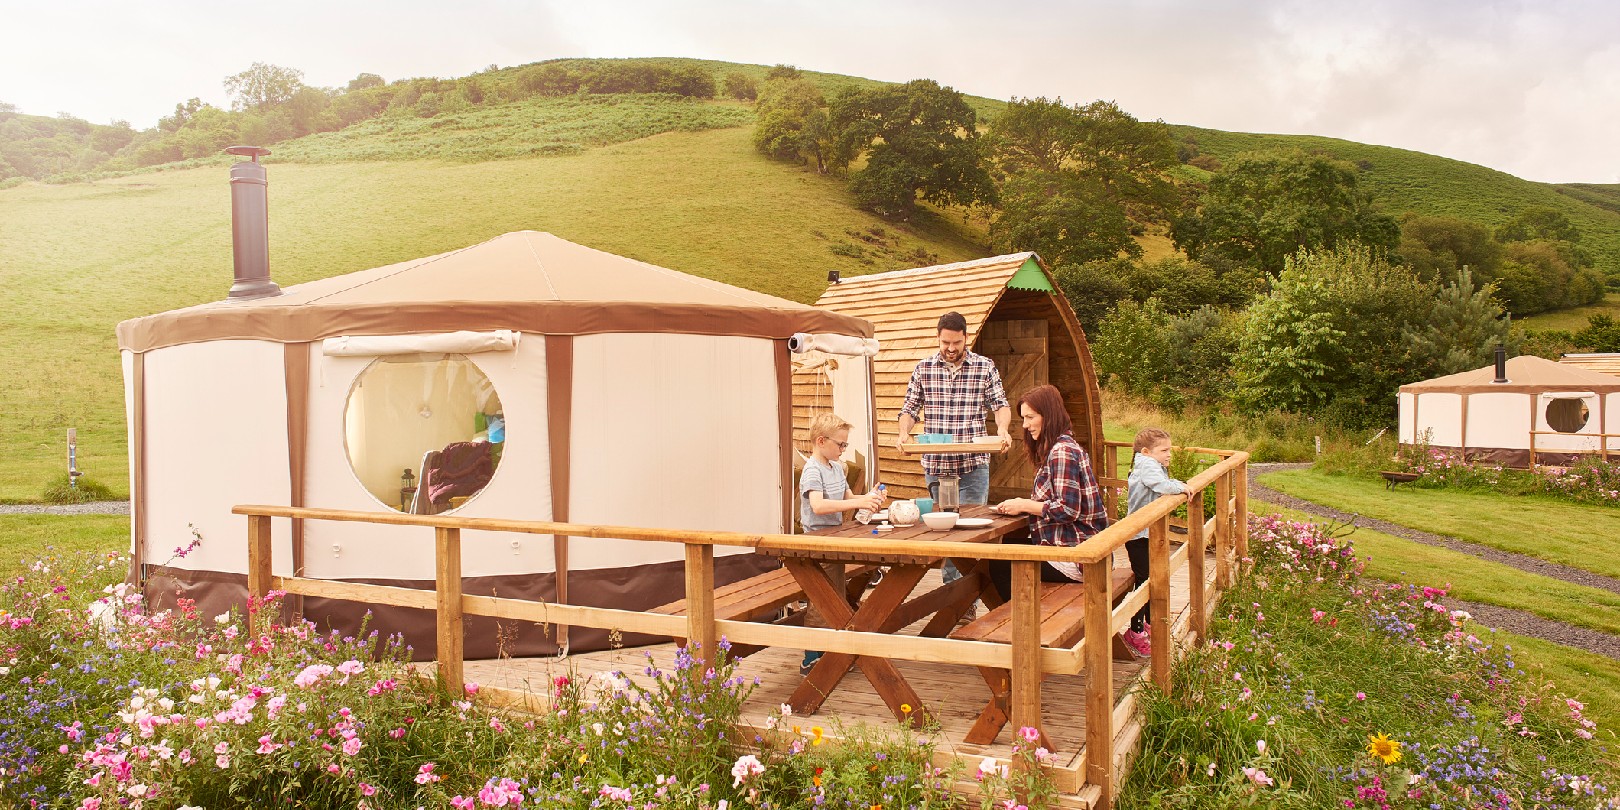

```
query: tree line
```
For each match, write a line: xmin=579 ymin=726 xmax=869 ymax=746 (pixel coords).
xmin=744 ymin=68 xmax=1608 ymax=427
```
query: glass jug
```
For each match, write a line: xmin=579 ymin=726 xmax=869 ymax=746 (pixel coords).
xmin=937 ymin=476 xmax=960 ymax=513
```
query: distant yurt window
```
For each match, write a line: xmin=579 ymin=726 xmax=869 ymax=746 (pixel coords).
xmin=343 ymin=354 xmax=505 ymax=514
xmin=1545 ymin=397 xmax=1591 ymax=434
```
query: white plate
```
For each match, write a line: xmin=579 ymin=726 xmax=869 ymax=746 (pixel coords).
xmin=955 ymin=517 xmax=993 ymax=528
xmin=870 ymin=510 xmax=888 ymax=522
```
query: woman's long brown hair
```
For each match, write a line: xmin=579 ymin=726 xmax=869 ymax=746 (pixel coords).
xmin=1018 ymin=384 xmax=1074 ymax=468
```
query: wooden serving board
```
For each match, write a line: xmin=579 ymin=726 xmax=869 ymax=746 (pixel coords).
xmin=900 ymin=441 xmax=1004 ymax=454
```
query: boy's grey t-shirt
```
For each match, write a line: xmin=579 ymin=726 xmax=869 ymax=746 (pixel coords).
xmin=1126 ymin=452 xmax=1187 ymax=540
xmin=799 ymin=458 xmax=850 ymax=531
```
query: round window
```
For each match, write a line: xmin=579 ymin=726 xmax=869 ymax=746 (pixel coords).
xmin=343 ymin=354 xmax=505 ymax=513
xmin=1544 ymin=398 xmax=1590 ymax=434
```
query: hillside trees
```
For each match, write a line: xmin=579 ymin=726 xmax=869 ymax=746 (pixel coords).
xmin=1174 ymin=149 xmax=1399 ymax=276
xmin=224 ymin=63 xmax=306 ymax=111
xmin=828 ymin=79 xmax=994 ymax=220
xmin=753 ymin=76 xmax=832 ymax=171
xmin=1396 ymin=214 xmax=1502 ymax=282
xmin=986 ymin=98 xmax=1178 ymax=265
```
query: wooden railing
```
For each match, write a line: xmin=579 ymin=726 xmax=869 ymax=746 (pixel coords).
xmin=1528 ymin=430 xmax=1618 ymax=467
xmin=234 ymin=447 xmax=1247 ymax=810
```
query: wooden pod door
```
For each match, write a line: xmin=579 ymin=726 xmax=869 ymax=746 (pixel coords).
xmin=979 ymin=319 xmax=1049 ymax=503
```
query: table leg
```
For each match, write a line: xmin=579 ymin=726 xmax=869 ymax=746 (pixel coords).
xmin=918 ymin=559 xmax=989 ymax=637
xmin=784 ymin=560 xmax=932 ymax=726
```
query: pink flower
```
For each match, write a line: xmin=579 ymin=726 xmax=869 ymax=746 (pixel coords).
xmin=415 ymin=763 xmax=442 ymax=785
xmin=294 ymin=664 xmax=333 ymax=688
xmin=389 ymin=727 xmax=407 ymax=739
xmin=1355 ymin=692 xmax=1366 ymax=701
xmin=450 ymin=798 xmax=475 ymax=810
xmin=359 ymin=782 xmax=377 ymax=796
xmin=1018 ymin=725 xmax=1041 ymax=743
xmin=477 ymin=777 xmax=523 ymax=807
xmin=1243 ymin=766 xmax=1274 ymax=786
xmin=216 ymin=753 xmax=231 ymax=769
xmin=731 ymin=754 xmax=765 ymax=787
xmin=341 ymin=737 xmax=362 ymax=756
xmin=464 ymin=681 xmax=480 ymax=696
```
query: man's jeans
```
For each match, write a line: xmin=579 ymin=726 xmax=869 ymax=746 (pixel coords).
xmin=926 ymin=464 xmax=990 ymax=584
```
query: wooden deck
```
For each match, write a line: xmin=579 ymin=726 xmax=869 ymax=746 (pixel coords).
xmin=459 ymin=545 xmax=1218 ymax=808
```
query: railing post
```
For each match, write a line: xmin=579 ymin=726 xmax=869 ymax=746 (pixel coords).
xmin=1234 ymin=458 xmax=1249 ymax=572
xmin=1082 ymin=556 xmax=1114 ymax=810
xmin=1010 ymin=560 xmax=1043 ymax=747
xmin=1214 ymin=472 xmax=1232 ymax=589
xmin=1148 ymin=515 xmax=1171 ymax=691
xmin=1104 ymin=444 xmax=1121 ymax=520
xmin=1187 ymin=486 xmax=1207 ymax=644
xmin=246 ymin=513 xmax=272 ymax=637
xmin=436 ymin=527 xmax=464 ymax=695
xmin=684 ymin=543 xmax=718 ymax=668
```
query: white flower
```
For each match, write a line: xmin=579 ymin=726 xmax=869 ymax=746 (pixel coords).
xmin=127 ymin=783 xmax=149 ymax=797
xmin=1256 ymin=739 xmax=1267 ymax=755
xmin=214 ymin=612 xmax=231 ymax=625
xmin=730 ymin=754 xmax=764 ymax=787
xmin=779 ymin=703 xmax=792 ymax=717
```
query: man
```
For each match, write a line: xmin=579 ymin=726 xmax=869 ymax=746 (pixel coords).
xmin=896 ymin=311 xmax=1013 ymax=584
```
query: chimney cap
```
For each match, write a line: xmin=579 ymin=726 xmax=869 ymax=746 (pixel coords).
xmin=224 ymin=145 xmax=271 ymax=161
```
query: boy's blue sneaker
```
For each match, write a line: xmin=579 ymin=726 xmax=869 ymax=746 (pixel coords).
xmin=801 ymin=651 xmax=823 ymax=676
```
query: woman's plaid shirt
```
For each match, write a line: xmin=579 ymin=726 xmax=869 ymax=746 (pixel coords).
xmin=899 ymin=351 xmax=1010 ymax=476
xmin=1029 ymin=433 xmax=1110 ymax=547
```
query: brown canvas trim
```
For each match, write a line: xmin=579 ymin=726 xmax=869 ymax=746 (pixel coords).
xmin=117 ymin=301 xmax=873 ymax=353
xmin=1402 ymin=444 xmax=1601 ymax=470
xmin=143 ymin=552 xmax=780 ymax=660
xmin=128 ymin=352 xmax=148 ymax=585
xmin=1459 ymin=393 xmax=1470 ymax=454
xmin=1400 ymin=382 xmax=1620 ymax=395
xmin=545 ymin=335 xmax=574 ymax=649
xmin=284 ymin=343 xmax=310 ymax=580
xmin=775 ymin=341 xmax=794 ymax=533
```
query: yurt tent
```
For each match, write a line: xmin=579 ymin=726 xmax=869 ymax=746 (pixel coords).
xmin=1398 ymin=354 xmax=1620 ymax=467
xmin=117 ymin=231 xmax=876 ymax=657
xmin=800 ymin=253 xmax=1103 ymax=503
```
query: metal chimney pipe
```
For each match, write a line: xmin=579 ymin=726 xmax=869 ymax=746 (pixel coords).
xmin=224 ymin=145 xmax=281 ymax=300
xmin=1492 ymin=344 xmax=1508 ymax=383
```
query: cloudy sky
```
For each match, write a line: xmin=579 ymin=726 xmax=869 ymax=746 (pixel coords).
xmin=5 ymin=0 xmax=1616 ymax=183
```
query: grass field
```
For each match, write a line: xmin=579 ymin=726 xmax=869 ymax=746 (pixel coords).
xmin=0 ymin=124 xmax=988 ymax=502
xmin=1519 ymin=290 xmax=1620 ymax=332
xmin=1259 ymin=467 xmax=1620 ymax=579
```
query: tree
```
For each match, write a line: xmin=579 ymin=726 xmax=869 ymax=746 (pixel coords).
xmin=765 ymin=64 xmax=802 ymax=82
xmin=753 ymin=76 xmax=832 ymax=171
xmin=346 ymin=73 xmax=386 ymax=91
xmin=1495 ymin=240 xmax=1605 ymax=315
xmin=986 ymin=98 xmax=1177 ymax=264
xmin=224 ymin=63 xmax=306 ymax=111
xmin=1497 ymin=206 xmax=1581 ymax=244
xmin=829 ymin=79 xmax=993 ymax=220
xmin=1234 ymin=244 xmax=1435 ymax=425
xmin=1174 ymin=149 xmax=1399 ymax=276
xmin=722 ymin=72 xmax=758 ymax=101
xmin=1574 ymin=315 xmax=1620 ymax=353
xmin=158 ymin=98 xmax=206 ymax=133
xmin=1092 ymin=298 xmax=1172 ymax=395
xmin=1404 ymin=267 xmax=1515 ymax=377
xmin=1397 ymin=213 xmax=1502 ymax=283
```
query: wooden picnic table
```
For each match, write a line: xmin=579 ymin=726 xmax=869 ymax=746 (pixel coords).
xmin=765 ymin=504 xmax=1029 ymax=726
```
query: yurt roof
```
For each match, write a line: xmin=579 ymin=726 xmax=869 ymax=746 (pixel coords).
xmin=815 ymin=252 xmax=1044 ymax=362
xmin=117 ymin=231 xmax=871 ymax=352
xmin=1560 ymin=353 xmax=1620 ymax=378
xmin=1400 ymin=355 xmax=1620 ymax=394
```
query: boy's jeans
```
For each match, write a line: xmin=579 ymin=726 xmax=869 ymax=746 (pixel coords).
xmin=926 ymin=464 xmax=990 ymax=583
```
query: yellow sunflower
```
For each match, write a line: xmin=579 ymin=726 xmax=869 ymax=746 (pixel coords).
xmin=1367 ymin=732 xmax=1402 ymax=765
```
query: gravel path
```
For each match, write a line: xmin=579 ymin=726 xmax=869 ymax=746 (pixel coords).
xmin=0 ymin=501 xmax=129 ymax=515
xmin=1248 ymin=463 xmax=1620 ymax=661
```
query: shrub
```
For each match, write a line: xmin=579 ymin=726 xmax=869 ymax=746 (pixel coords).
xmin=40 ymin=472 xmax=114 ymax=503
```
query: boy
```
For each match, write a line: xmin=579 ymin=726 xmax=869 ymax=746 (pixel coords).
xmin=1123 ymin=427 xmax=1186 ymax=657
xmin=799 ymin=413 xmax=885 ymax=674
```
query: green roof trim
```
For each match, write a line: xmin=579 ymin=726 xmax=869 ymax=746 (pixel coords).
xmin=1005 ymin=256 xmax=1053 ymax=292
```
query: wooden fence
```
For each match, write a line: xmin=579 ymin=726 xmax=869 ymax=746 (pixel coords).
xmin=1528 ymin=429 xmax=1618 ymax=466
xmin=234 ymin=446 xmax=1248 ymax=809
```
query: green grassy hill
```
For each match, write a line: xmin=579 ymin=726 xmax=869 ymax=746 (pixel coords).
xmin=0 ymin=122 xmax=985 ymax=501
xmin=1171 ymin=125 xmax=1620 ymax=276
xmin=5 ymin=56 xmax=1619 ymax=502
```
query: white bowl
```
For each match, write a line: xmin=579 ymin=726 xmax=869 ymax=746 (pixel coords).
xmin=921 ymin=511 xmax=958 ymax=530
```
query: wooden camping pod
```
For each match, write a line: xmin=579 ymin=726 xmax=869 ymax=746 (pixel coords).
xmin=792 ymin=253 xmax=1104 ymax=502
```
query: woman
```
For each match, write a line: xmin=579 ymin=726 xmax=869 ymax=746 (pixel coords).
xmin=988 ymin=384 xmax=1110 ymax=599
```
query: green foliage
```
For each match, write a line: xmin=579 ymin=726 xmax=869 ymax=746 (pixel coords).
xmin=1573 ymin=313 xmax=1620 ymax=352
xmin=830 ymin=79 xmax=993 ymax=220
xmin=1234 ymin=244 xmax=1434 ymax=425
xmin=1495 ymin=239 xmax=1606 ymax=315
xmin=513 ymin=58 xmax=718 ymax=99
xmin=0 ymin=110 xmax=135 ymax=182
xmin=274 ymin=94 xmax=752 ymax=163
xmin=752 ymin=76 xmax=832 ymax=171
xmin=1497 ymin=205 xmax=1582 ymax=244
xmin=721 ymin=71 xmax=757 ymax=101
xmin=222 ymin=62 xmax=306 ymax=111
xmin=1093 ymin=298 xmax=1173 ymax=396
xmin=40 ymin=473 xmax=114 ymax=504
xmin=987 ymin=97 xmax=1177 ymax=265
xmin=1403 ymin=267 xmax=1515 ymax=376
xmin=1175 ymin=148 xmax=1400 ymax=277
xmin=1092 ymin=299 xmax=1241 ymax=406
xmin=1396 ymin=213 xmax=1501 ymax=282
xmin=347 ymin=72 xmax=386 ymax=91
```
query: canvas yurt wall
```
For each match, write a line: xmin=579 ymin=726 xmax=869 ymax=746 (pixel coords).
xmin=1398 ymin=355 xmax=1620 ymax=467
xmin=117 ymin=231 xmax=874 ymax=658
xmin=800 ymin=253 xmax=1104 ymax=503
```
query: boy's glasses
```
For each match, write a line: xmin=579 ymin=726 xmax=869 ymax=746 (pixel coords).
xmin=821 ymin=437 xmax=850 ymax=450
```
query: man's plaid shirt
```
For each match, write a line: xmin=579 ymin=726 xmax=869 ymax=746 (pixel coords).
xmin=899 ymin=351 xmax=1010 ymax=476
